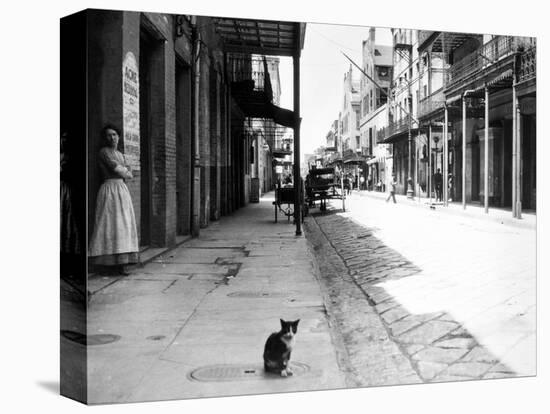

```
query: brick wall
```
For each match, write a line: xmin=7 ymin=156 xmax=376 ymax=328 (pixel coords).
xmin=86 ymin=10 xmax=243 ymax=254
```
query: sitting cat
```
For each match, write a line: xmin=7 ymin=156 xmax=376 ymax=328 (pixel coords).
xmin=263 ymin=319 xmax=300 ymax=377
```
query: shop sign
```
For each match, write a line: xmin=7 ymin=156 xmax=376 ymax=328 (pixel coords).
xmin=123 ymin=52 xmax=140 ymax=170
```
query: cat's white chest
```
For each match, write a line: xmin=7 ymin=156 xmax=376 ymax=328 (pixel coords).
xmin=281 ymin=335 xmax=295 ymax=351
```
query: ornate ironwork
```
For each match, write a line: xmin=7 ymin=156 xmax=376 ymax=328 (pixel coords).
xmin=448 ymin=36 xmax=516 ymax=86
xmin=518 ymin=46 xmax=536 ymax=83
xmin=418 ymin=89 xmax=446 ymax=119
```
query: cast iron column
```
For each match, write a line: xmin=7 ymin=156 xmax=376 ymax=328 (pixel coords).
xmin=407 ymin=122 xmax=414 ymax=199
xmin=293 ymin=50 xmax=302 ymax=236
xmin=443 ymin=104 xmax=448 ymax=206
xmin=462 ymin=93 xmax=467 ymax=210
xmin=484 ymin=86 xmax=489 ymax=213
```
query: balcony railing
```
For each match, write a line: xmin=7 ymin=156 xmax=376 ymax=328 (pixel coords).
xmin=387 ymin=115 xmax=412 ymax=138
xmin=228 ymin=54 xmax=273 ymax=100
xmin=448 ymin=36 xmax=517 ymax=86
xmin=518 ymin=46 xmax=536 ymax=83
xmin=377 ymin=127 xmax=387 ymax=144
xmin=418 ymin=89 xmax=446 ymax=118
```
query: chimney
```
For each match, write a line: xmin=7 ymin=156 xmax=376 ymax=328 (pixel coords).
xmin=369 ymin=27 xmax=375 ymax=43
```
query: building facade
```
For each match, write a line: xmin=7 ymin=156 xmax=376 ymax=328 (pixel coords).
xmin=360 ymin=28 xmax=393 ymax=190
xmin=61 ymin=10 xmax=306 ymax=273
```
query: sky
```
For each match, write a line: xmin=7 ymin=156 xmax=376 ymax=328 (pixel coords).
xmin=277 ymin=23 xmax=393 ymax=158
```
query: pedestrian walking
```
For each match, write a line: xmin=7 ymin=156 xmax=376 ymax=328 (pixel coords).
xmin=434 ymin=168 xmax=443 ymax=202
xmin=89 ymin=124 xmax=139 ymax=275
xmin=386 ymin=174 xmax=397 ymax=203
xmin=360 ymin=175 xmax=365 ymax=191
xmin=448 ymin=173 xmax=454 ymax=202
xmin=343 ymin=175 xmax=351 ymax=195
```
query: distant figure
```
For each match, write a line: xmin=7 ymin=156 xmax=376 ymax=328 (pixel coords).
xmin=385 ymin=174 xmax=397 ymax=203
xmin=376 ymin=180 xmax=382 ymax=192
xmin=354 ymin=174 xmax=359 ymax=191
xmin=343 ymin=175 xmax=351 ymax=195
xmin=360 ymin=175 xmax=365 ymax=191
xmin=448 ymin=173 xmax=454 ymax=202
xmin=434 ymin=168 xmax=443 ymax=202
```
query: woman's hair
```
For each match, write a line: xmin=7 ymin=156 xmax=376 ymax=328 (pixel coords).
xmin=101 ymin=124 xmax=122 ymax=144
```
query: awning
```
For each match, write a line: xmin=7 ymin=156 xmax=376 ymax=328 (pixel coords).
xmin=446 ymin=68 xmax=515 ymax=104
xmin=213 ymin=18 xmax=306 ymax=57
xmin=343 ymin=156 xmax=365 ymax=165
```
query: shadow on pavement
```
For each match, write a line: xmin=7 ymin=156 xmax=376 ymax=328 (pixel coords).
xmin=305 ymin=210 xmax=519 ymax=383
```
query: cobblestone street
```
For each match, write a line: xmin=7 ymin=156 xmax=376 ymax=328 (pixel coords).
xmin=304 ymin=192 xmax=536 ymax=384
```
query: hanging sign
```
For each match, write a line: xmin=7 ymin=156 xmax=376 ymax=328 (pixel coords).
xmin=122 ymin=52 xmax=140 ymax=170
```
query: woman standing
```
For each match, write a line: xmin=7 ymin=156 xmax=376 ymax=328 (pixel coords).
xmin=89 ymin=125 xmax=139 ymax=275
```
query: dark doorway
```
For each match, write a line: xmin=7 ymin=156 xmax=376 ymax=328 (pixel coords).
xmin=139 ymin=30 xmax=155 ymax=247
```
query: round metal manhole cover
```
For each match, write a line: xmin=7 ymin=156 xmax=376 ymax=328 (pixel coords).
xmin=227 ymin=291 xmax=293 ymax=298
xmin=61 ymin=330 xmax=121 ymax=346
xmin=189 ymin=362 xmax=310 ymax=382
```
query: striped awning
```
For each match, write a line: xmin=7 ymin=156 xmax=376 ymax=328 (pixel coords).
xmin=446 ymin=68 xmax=514 ymax=104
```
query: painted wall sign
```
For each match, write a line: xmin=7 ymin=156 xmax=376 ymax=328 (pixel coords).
xmin=122 ymin=52 xmax=140 ymax=171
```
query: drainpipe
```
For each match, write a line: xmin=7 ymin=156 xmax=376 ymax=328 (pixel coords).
xmin=462 ymin=90 xmax=475 ymax=210
xmin=191 ymin=21 xmax=201 ymax=236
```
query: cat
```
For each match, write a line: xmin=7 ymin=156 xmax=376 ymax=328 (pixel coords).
xmin=263 ymin=319 xmax=300 ymax=377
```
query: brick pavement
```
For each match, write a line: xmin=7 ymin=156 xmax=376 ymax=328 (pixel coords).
xmin=304 ymin=193 xmax=536 ymax=383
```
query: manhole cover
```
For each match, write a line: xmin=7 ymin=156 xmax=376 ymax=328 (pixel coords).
xmin=227 ymin=291 xmax=293 ymax=298
xmin=189 ymin=362 xmax=310 ymax=382
xmin=61 ymin=330 xmax=121 ymax=346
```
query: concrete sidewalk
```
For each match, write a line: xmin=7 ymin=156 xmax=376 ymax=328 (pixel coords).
xmin=86 ymin=192 xmax=347 ymax=404
xmin=354 ymin=189 xmax=536 ymax=230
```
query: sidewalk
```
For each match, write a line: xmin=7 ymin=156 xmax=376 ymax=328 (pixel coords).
xmin=354 ymin=189 xmax=536 ymax=230
xmin=86 ymin=192 xmax=347 ymax=404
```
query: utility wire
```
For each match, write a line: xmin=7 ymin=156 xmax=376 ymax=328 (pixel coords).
xmin=309 ymin=25 xmax=363 ymax=52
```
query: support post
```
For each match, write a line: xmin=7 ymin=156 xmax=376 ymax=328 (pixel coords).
xmin=516 ymin=91 xmax=522 ymax=219
xmin=406 ymin=121 xmax=414 ymax=199
xmin=512 ymin=83 xmax=517 ymax=218
xmin=443 ymin=104 xmax=448 ymax=206
xmin=293 ymin=51 xmax=302 ymax=236
xmin=484 ymin=86 xmax=489 ymax=213
xmin=462 ymin=94 xmax=467 ymax=210
xmin=428 ymin=123 xmax=432 ymax=204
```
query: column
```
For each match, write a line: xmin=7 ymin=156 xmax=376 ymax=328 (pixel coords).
xmin=443 ymin=105 xmax=448 ymax=206
xmin=462 ymin=94 xmax=467 ymax=210
xmin=512 ymin=83 xmax=517 ymax=217
xmin=293 ymin=49 xmax=302 ymax=236
xmin=516 ymin=92 xmax=522 ymax=219
xmin=428 ymin=123 xmax=432 ymax=204
xmin=484 ymin=86 xmax=489 ymax=213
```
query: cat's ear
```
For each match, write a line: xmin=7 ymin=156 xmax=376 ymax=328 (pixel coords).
xmin=280 ymin=319 xmax=285 ymax=328
xmin=294 ymin=319 xmax=300 ymax=326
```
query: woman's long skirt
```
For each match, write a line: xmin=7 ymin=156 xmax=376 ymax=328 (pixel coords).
xmin=89 ymin=179 xmax=139 ymax=265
